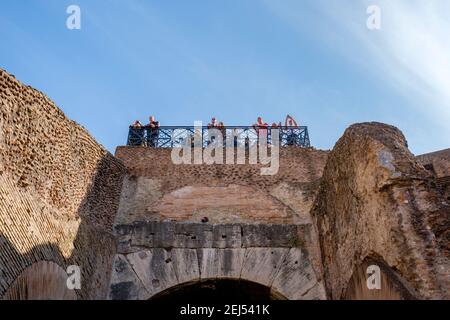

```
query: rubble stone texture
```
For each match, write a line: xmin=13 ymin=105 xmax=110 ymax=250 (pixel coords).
xmin=0 ymin=68 xmax=448 ymax=300
xmin=312 ymin=123 xmax=449 ymax=299
xmin=0 ymin=69 xmax=126 ymax=299
xmin=111 ymin=146 xmax=330 ymax=299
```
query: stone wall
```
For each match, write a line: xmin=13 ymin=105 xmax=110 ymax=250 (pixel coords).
xmin=2 ymin=67 xmax=447 ymax=300
xmin=114 ymin=146 xmax=328 ymax=225
xmin=417 ymin=148 xmax=450 ymax=178
xmin=416 ymin=149 xmax=450 ymax=203
xmin=0 ymin=69 xmax=127 ymax=299
xmin=311 ymin=122 xmax=449 ymax=300
xmin=109 ymin=146 xmax=329 ymax=299
xmin=109 ymin=221 xmax=326 ymax=300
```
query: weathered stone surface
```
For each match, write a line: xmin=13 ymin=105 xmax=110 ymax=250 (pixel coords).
xmin=198 ymin=248 xmax=246 ymax=279
xmin=241 ymin=224 xmax=298 ymax=247
xmin=126 ymin=249 xmax=179 ymax=297
xmin=108 ymin=254 xmax=148 ymax=300
xmin=114 ymin=146 xmax=329 ymax=225
xmin=115 ymin=221 xmax=308 ymax=250
xmin=417 ymin=148 xmax=450 ymax=178
xmin=212 ymin=224 xmax=242 ymax=248
xmin=170 ymin=248 xmax=200 ymax=284
xmin=312 ymin=122 xmax=450 ymax=300
xmin=0 ymin=68 xmax=127 ymax=299
xmin=271 ymin=248 xmax=323 ymax=299
xmin=240 ymin=248 xmax=289 ymax=288
xmin=109 ymin=247 xmax=326 ymax=300
xmin=2 ymin=68 xmax=448 ymax=301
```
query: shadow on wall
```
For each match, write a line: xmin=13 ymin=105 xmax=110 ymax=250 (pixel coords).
xmin=0 ymin=154 xmax=126 ymax=300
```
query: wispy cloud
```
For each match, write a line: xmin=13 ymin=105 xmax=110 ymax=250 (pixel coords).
xmin=263 ymin=0 xmax=450 ymax=129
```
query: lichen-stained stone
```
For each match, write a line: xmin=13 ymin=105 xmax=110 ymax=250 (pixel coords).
xmin=119 ymin=221 xmax=311 ymax=251
xmin=130 ymin=221 xmax=176 ymax=248
xmin=126 ymin=249 xmax=179 ymax=298
xmin=174 ymin=223 xmax=214 ymax=248
xmin=212 ymin=224 xmax=242 ymax=248
xmin=271 ymin=248 xmax=325 ymax=300
xmin=240 ymin=248 xmax=289 ymax=287
xmin=170 ymin=248 xmax=200 ymax=284
xmin=198 ymin=248 xmax=246 ymax=279
xmin=108 ymin=254 xmax=148 ymax=300
xmin=241 ymin=224 xmax=299 ymax=247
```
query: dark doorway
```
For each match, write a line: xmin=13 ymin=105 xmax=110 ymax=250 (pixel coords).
xmin=151 ymin=279 xmax=285 ymax=301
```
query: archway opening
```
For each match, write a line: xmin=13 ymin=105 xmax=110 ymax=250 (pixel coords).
xmin=343 ymin=256 xmax=416 ymax=300
xmin=2 ymin=261 xmax=76 ymax=300
xmin=151 ymin=279 xmax=286 ymax=301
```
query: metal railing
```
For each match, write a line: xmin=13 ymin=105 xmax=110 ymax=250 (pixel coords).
xmin=126 ymin=126 xmax=311 ymax=148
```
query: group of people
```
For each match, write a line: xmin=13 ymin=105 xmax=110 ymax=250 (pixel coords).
xmin=131 ymin=115 xmax=297 ymax=130
xmin=207 ymin=117 xmax=226 ymax=129
xmin=129 ymin=116 xmax=160 ymax=147
xmin=131 ymin=115 xmax=160 ymax=129
xmin=128 ymin=115 xmax=299 ymax=147
xmin=252 ymin=115 xmax=298 ymax=130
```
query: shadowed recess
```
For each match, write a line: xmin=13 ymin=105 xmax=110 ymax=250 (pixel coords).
xmin=150 ymin=279 xmax=286 ymax=301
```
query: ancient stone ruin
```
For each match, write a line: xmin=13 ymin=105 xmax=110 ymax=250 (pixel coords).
xmin=0 ymin=68 xmax=448 ymax=300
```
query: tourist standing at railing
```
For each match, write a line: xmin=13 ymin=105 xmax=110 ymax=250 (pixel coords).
xmin=207 ymin=117 xmax=222 ymax=145
xmin=132 ymin=120 xmax=142 ymax=128
xmin=146 ymin=116 xmax=160 ymax=147
xmin=207 ymin=117 xmax=218 ymax=128
xmin=128 ymin=120 xmax=145 ymax=146
xmin=253 ymin=117 xmax=269 ymax=143
xmin=218 ymin=122 xmax=227 ymax=145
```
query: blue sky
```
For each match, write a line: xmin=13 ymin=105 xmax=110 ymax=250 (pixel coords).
xmin=1 ymin=0 xmax=449 ymax=154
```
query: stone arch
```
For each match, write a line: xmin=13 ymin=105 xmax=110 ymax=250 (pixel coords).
xmin=343 ymin=255 xmax=416 ymax=300
xmin=150 ymin=279 xmax=287 ymax=300
xmin=108 ymin=247 xmax=326 ymax=300
xmin=2 ymin=261 xmax=77 ymax=300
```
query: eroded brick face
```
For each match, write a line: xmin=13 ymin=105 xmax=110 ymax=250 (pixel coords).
xmin=114 ymin=146 xmax=329 ymax=225
xmin=1 ymin=67 xmax=448 ymax=300
xmin=0 ymin=69 xmax=126 ymax=299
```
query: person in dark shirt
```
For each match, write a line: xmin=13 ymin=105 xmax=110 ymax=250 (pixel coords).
xmin=146 ymin=116 xmax=160 ymax=147
xmin=128 ymin=120 xmax=145 ymax=146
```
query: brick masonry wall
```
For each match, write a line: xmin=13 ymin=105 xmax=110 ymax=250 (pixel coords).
xmin=114 ymin=146 xmax=329 ymax=225
xmin=0 ymin=69 xmax=127 ymax=299
xmin=112 ymin=145 xmax=330 ymax=295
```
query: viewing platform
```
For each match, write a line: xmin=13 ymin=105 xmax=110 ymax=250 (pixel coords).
xmin=126 ymin=125 xmax=311 ymax=148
